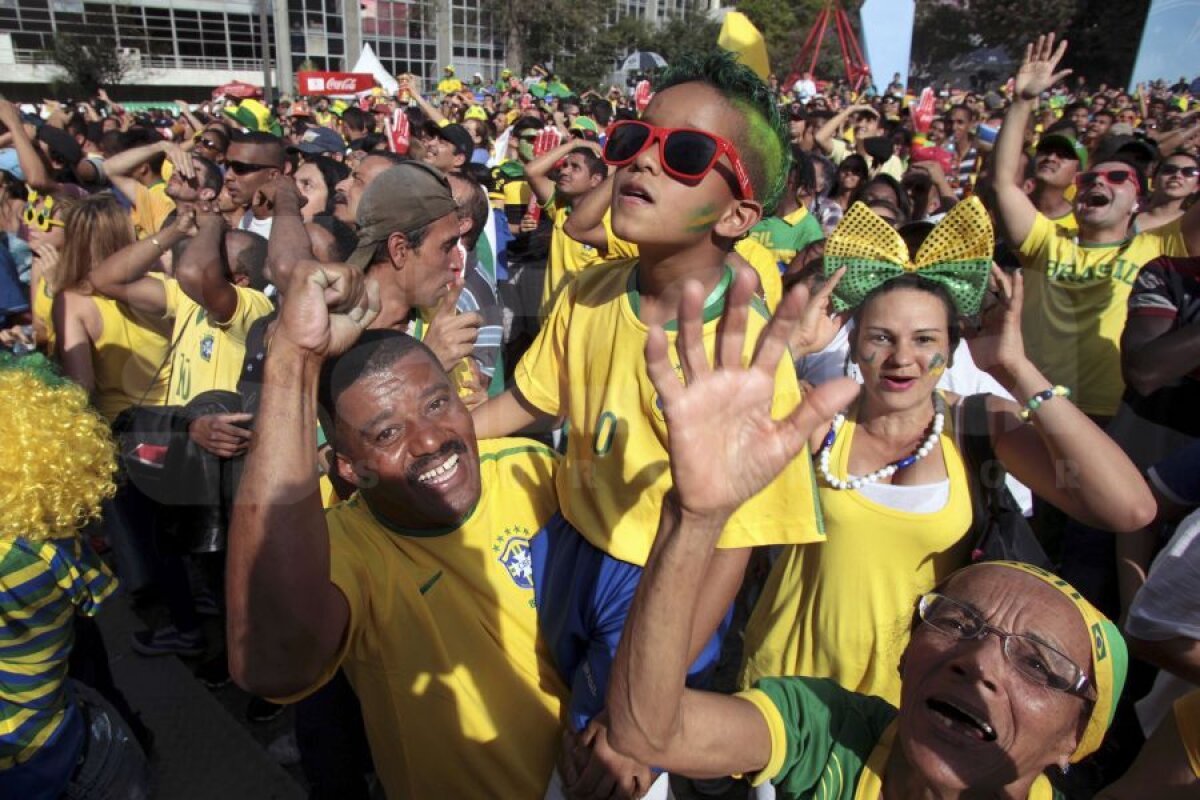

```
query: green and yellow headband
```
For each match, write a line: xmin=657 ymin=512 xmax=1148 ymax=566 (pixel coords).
xmin=824 ymin=197 xmax=994 ymax=315
xmin=956 ymin=561 xmax=1127 ymax=763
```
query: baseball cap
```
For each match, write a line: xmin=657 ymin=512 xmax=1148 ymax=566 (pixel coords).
xmin=433 ymin=124 xmax=473 ymax=159
xmin=348 ymin=162 xmax=459 ymax=269
xmin=290 ymin=101 xmax=313 ymax=118
xmin=1036 ymin=132 xmax=1088 ymax=169
xmin=291 ymin=125 xmax=346 ymax=156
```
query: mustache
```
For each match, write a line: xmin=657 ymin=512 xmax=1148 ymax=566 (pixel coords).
xmin=407 ymin=439 xmax=468 ymax=481
xmin=333 ymin=191 xmax=347 ymax=205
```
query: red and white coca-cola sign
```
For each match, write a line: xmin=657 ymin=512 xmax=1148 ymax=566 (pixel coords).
xmin=297 ymin=72 xmax=376 ymax=96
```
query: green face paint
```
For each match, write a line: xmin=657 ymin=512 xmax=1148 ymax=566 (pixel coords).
xmin=929 ymin=352 xmax=947 ymax=376
xmin=685 ymin=203 xmax=721 ymax=233
xmin=858 ymin=349 xmax=877 ymax=365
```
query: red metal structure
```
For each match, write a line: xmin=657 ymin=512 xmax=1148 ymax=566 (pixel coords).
xmin=785 ymin=1 xmax=871 ymax=93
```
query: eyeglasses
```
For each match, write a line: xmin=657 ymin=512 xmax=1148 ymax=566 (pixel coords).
xmin=196 ymin=137 xmax=223 ymax=151
xmin=23 ymin=191 xmax=63 ymax=232
xmin=602 ymin=119 xmax=755 ymax=201
xmin=226 ymin=160 xmax=276 ymax=176
xmin=1074 ymin=168 xmax=1139 ymax=194
xmin=1158 ymin=164 xmax=1199 ymax=179
xmin=916 ymin=593 xmax=1094 ymax=699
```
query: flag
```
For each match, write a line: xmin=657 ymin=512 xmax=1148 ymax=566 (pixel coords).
xmin=718 ymin=12 xmax=769 ymax=81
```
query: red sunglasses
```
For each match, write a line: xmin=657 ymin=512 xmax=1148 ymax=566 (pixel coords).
xmin=1074 ymin=168 xmax=1140 ymax=195
xmin=602 ymin=120 xmax=755 ymax=201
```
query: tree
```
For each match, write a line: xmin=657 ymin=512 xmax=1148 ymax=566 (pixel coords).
xmin=46 ymin=35 xmax=131 ymax=97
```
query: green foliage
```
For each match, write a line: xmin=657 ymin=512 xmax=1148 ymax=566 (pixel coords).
xmin=45 ymin=35 xmax=130 ymax=96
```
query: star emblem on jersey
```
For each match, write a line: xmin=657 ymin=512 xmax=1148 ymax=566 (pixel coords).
xmin=495 ymin=527 xmax=533 ymax=590
xmin=200 ymin=334 xmax=214 ymax=362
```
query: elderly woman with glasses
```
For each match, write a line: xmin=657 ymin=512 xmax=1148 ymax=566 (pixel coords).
xmin=599 ymin=277 xmax=1128 ymax=800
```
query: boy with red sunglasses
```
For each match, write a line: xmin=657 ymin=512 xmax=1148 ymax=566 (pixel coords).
xmin=473 ymin=50 xmax=825 ymax=795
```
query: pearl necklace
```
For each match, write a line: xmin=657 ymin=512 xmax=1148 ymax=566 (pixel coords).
xmin=817 ymin=394 xmax=946 ymax=491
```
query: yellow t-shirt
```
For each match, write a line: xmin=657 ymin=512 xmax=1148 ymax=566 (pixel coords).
xmin=285 ymin=438 xmax=568 ymax=800
xmin=741 ymin=399 xmax=973 ymax=706
xmin=86 ymin=292 xmax=172 ymax=422
xmin=828 ymin=139 xmax=904 ymax=181
xmin=163 ymin=279 xmax=274 ymax=404
xmin=1048 ymin=209 xmax=1078 ymax=236
xmin=32 ymin=275 xmax=54 ymax=354
xmin=734 ymin=236 xmax=784 ymax=311
xmin=1018 ymin=213 xmax=1188 ymax=416
xmin=437 ymin=77 xmax=465 ymax=95
xmin=541 ymin=201 xmax=637 ymax=315
xmin=513 ymin=261 xmax=825 ymax=567
xmin=129 ymin=181 xmax=176 ymax=240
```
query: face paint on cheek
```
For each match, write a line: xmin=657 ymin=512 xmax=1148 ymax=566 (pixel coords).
xmin=929 ymin=352 xmax=947 ymax=377
xmin=858 ymin=349 xmax=877 ymax=365
xmin=684 ymin=203 xmax=721 ymax=234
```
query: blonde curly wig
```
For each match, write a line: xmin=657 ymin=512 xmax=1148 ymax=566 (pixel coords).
xmin=0 ymin=354 xmax=116 ymax=542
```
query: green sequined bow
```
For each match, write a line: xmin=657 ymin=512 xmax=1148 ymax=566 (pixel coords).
xmin=823 ymin=197 xmax=994 ymax=315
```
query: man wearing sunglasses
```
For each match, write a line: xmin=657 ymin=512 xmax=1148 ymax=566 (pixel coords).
xmin=994 ymin=33 xmax=1200 ymax=425
xmin=224 ymin=130 xmax=286 ymax=241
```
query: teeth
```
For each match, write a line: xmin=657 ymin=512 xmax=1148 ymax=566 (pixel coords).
xmin=417 ymin=453 xmax=460 ymax=484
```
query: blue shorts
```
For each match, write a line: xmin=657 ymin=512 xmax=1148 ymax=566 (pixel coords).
xmin=531 ymin=513 xmax=732 ymax=732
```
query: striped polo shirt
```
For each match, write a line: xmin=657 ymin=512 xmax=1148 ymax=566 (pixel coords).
xmin=0 ymin=536 xmax=116 ymax=768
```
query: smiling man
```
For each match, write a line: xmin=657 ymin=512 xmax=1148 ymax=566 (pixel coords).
xmin=993 ymin=34 xmax=1200 ymax=423
xmin=226 ymin=261 xmax=569 ymax=799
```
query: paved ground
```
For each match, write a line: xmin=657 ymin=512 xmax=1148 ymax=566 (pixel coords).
xmin=97 ymin=587 xmax=306 ymax=800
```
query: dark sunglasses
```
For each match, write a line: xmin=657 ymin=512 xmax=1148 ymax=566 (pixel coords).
xmin=602 ymin=119 xmax=754 ymax=200
xmin=1074 ymin=168 xmax=1139 ymax=194
xmin=1158 ymin=164 xmax=1199 ymax=179
xmin=227 ymin=160 xmax=276 ymax=176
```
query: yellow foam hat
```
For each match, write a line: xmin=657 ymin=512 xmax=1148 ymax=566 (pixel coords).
xmin=718 ymin=11 xmax=770 ymax=81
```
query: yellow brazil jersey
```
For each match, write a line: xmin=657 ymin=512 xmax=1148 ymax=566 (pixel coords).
xmin=410 ymin=313 xmax=478 ymax=400
xmin=513 ymin=261 xmax=824 ymax=567
xmin=1018 ymin=213 xmax=1187 ymax=416
xmin=541 ymin=200 xmax=637 ymax=315
xmin=280 ymin=438 xmax=568 ymax=800
xmin=32 ymin=275 xmax=54 ymax=354
xmin=734 ymin=237 xmax=784 ymax=311
xmin=86 ymin=292 xmax=173 ymax=422
xmin=163 ymin=279 xmax=274 ymax=404
xmin=1048 ymin=209 xmax=1078 ymax=236
xmin=129 ymin=181 xmax=176 ymax=240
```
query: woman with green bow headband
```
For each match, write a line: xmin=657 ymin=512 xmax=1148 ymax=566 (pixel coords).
xmin=740 ymin=198 xmax=1155 ymax=710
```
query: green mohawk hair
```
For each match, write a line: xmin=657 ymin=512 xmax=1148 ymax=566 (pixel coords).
xmin=655 ymin=48 xmax=791 ymax=215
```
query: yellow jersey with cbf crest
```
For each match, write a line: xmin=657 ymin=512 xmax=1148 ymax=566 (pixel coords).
xmin=514 ymin=260 xmax=825 ymax=567
xmin=277 ymin=438 xmax=568 ymax=800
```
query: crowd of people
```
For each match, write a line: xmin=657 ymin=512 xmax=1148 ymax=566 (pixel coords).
xmin=2 ymin=26 xmax=1200 ymax=800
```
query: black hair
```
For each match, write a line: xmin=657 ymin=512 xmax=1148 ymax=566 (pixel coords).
xmin=230 ymin=130 xmax=286 ymax=167
xmin=655 ymin=48 xmax=790 ymax=212
xmin=854 ymin=174 xmax=913 ymax=224
xmin=225 ymin=230 xmax=269 ymax=290
xmin=1094 ymin=108 xmax=1116 ymax=123
xmin=318 ymin=331 xmax=441 ymax=444
xmin=341 ymin=107 xmax=375 ymax=135
xmin=192 ymin=154 xmax=224 ymax=194
xmin=511 ymin=116 xmax=546 ymax=138
xmin=589 ymin=98 xmax=613 ymax=127
xmin=448 ymin=171 xmax=490 ymax=250
xmin=788 ymin=145 xmax=816 ymax=195
xmin=566 ymin=146 xmax=605 ymax=178
xmin=304 ymin=156 xmax=352 ymax=217
xmin=461 ymin=161 xmax=495 ymax=193
xmin=308 ymin=215 xmax=358 ymax=262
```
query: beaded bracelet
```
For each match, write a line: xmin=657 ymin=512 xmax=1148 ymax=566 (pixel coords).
xmin=1019 ymin=385 xmax=1071 ymax=421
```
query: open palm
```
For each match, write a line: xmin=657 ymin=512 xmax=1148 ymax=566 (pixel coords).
xmin=648 ymin=270 xmax=859 ymax=517
xmin=1015 ymin=33 xmax=1072 ymax=101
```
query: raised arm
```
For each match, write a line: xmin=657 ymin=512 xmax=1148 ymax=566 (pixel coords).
xmin=174 ymin=211 xmax=240 ymax=323
xmin=103 ymin=139 xmax=192 ymax=201
xmin=265 ymin=176 xmax=314 ymax=294
xmin=89 ymin=212 xmax=194 ymax=315
xmin=813 ymin=104 xmax=870 ymax=157
xmin=562 ymin=174 xmax=615 ymax=250
xmin=968 ymin=267 xmax=1156 ymax=532
xmin=522 ymin=140 xmax=581 ymax=207
xmin=608 ymin=269 xmax=859 ymax=774
xmin=0 ymin=99 xmax=57 ymax=192
xmin=227 ymin=262 xmax=379 ymax=697
xmin=994 ymin=34 xmax=1072 ymax=246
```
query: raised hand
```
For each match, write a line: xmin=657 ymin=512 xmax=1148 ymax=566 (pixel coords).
xmin=647 ymin=268 xmax=859 ymax=518
xmin=421 ymin=279 xmax=482 ymax=370
xmin=788 ymin=266 xmax=848 ymax=357
xmin=277 ymin=261 xmax=381 ymax=359
xmin=1015 ymin=33 xmax=1072 ymax=102
xmin=965 ymin=265 xmax=1028 ymax=379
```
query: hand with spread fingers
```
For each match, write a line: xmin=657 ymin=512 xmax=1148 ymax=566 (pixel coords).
xmin=646 ymin=267 xmax=860 ymax=519
xmin=1015 ymin=33 xmax=1073 ymax=102
xmin=965 ymin=265 xmax=1028 ymax=379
